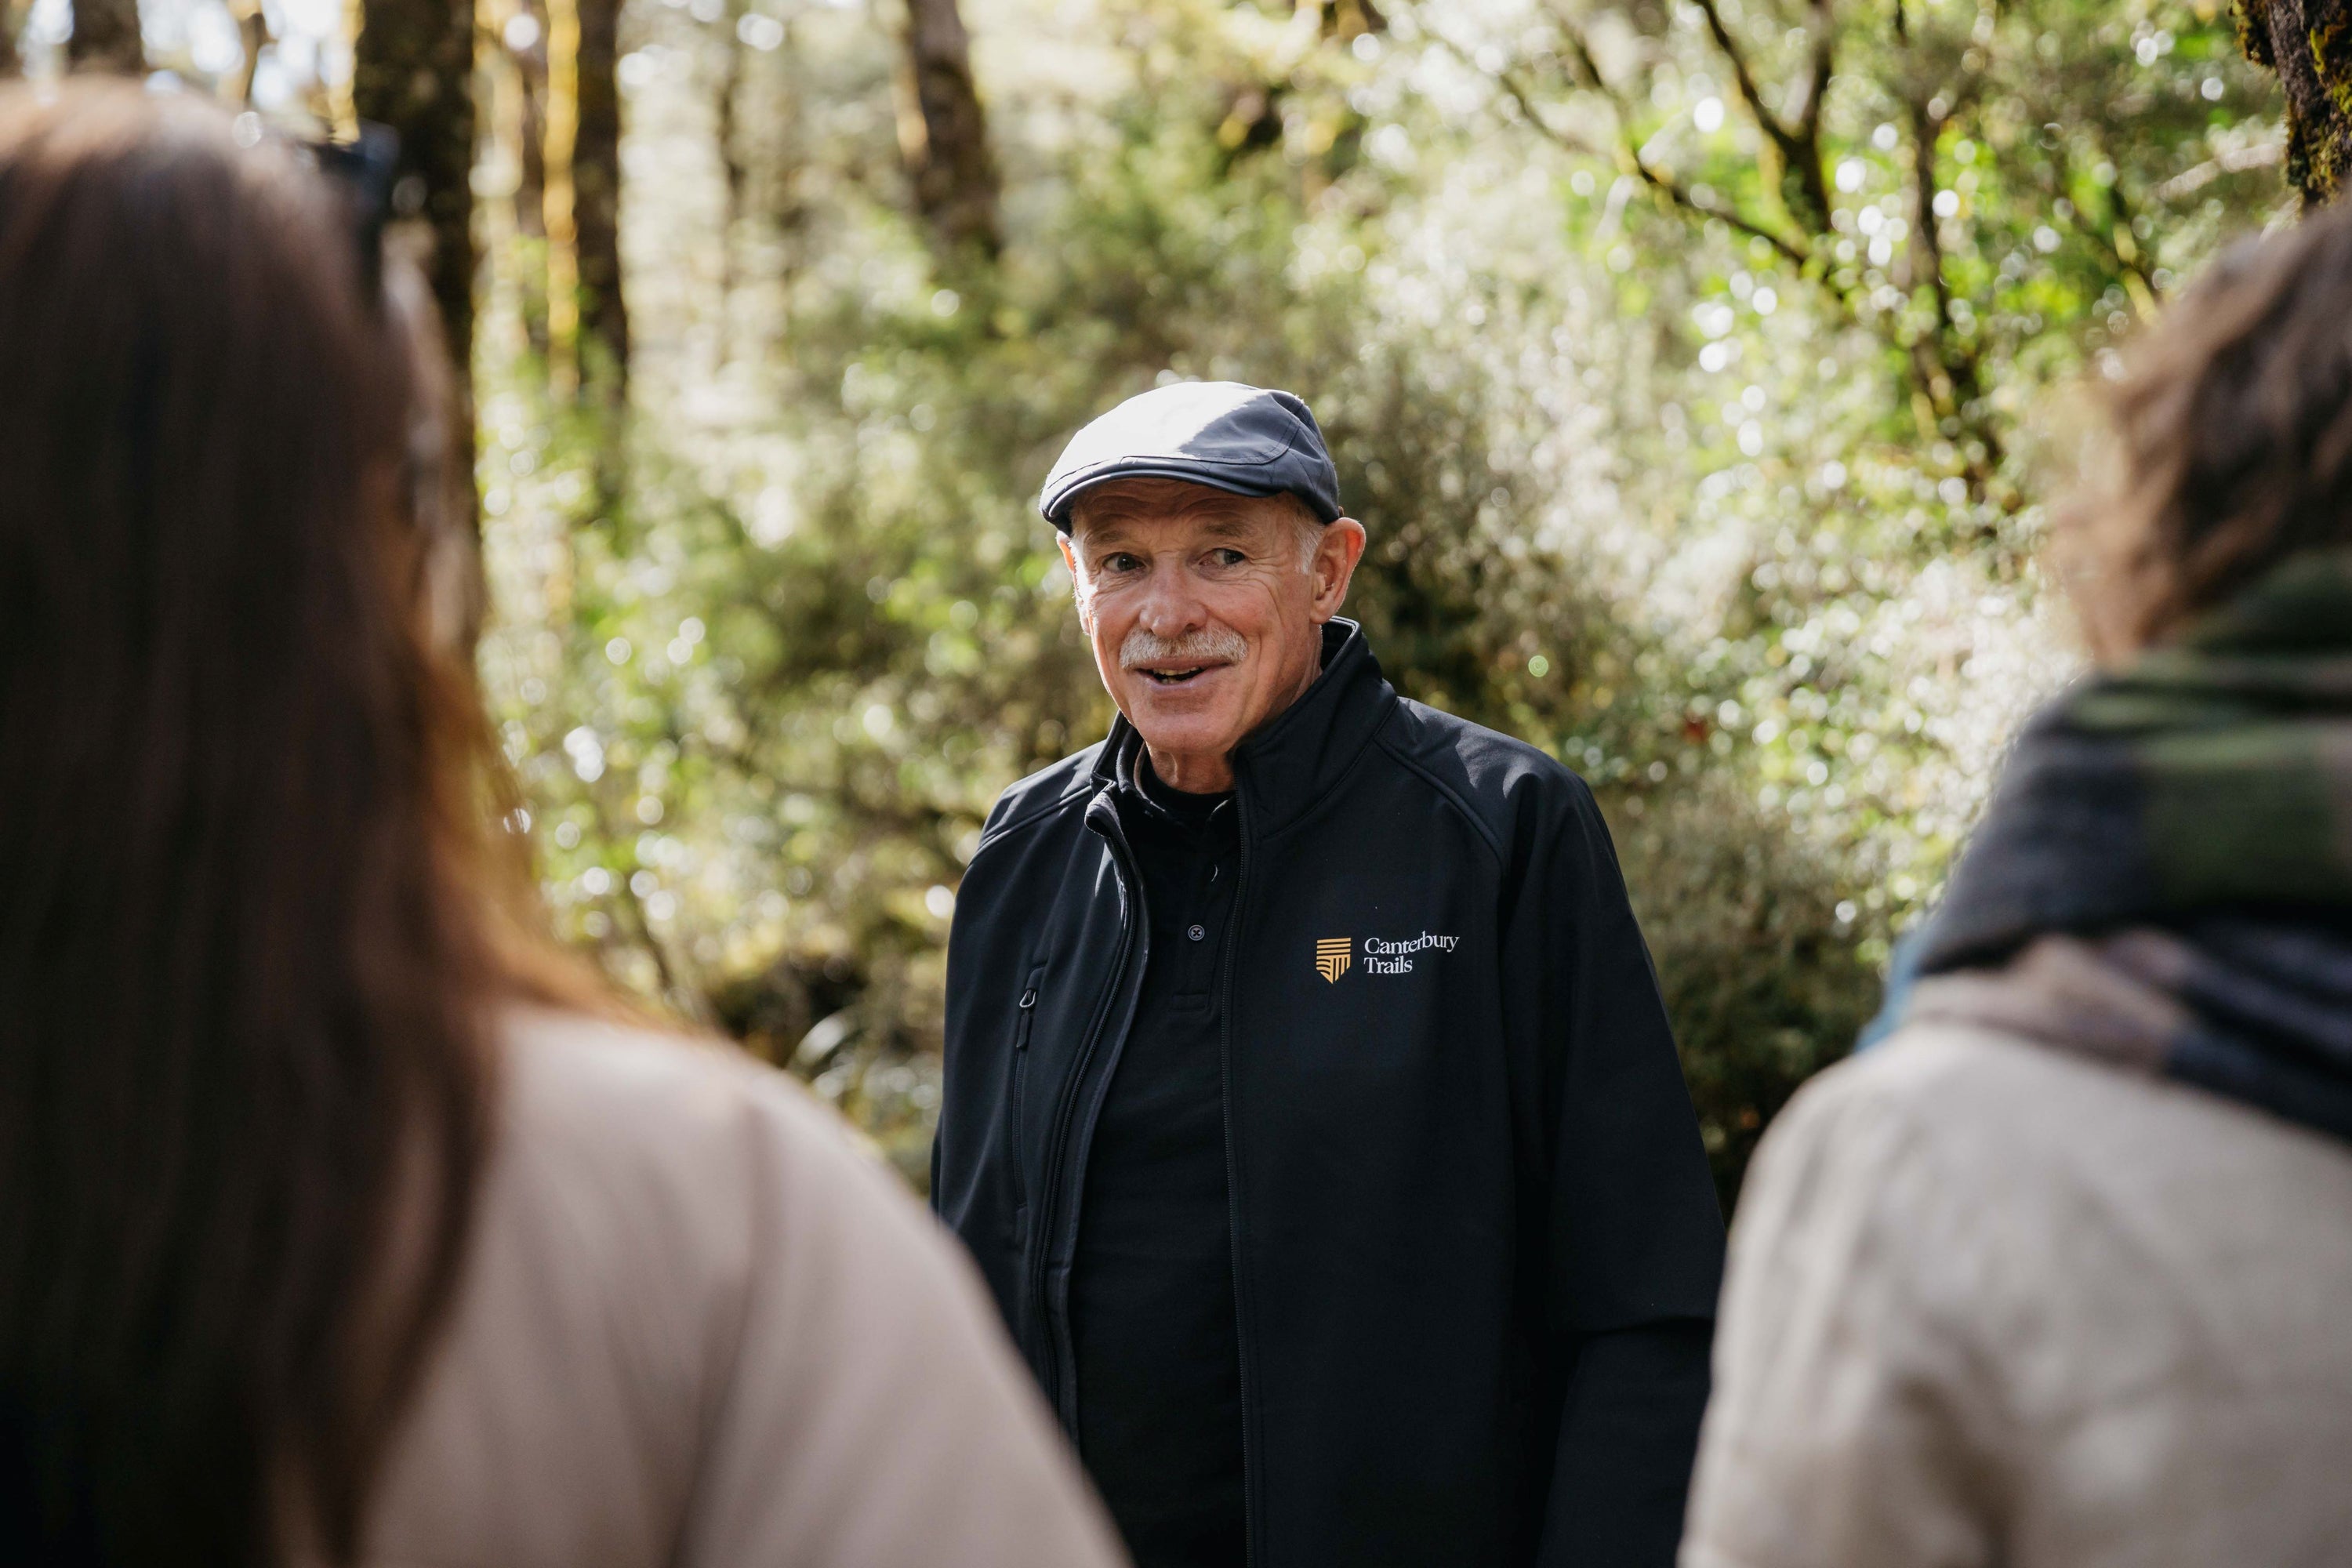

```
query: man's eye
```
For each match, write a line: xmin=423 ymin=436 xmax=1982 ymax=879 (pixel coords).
xmin=1102 ymin=554 xmax=1143 ymax=572
xmin=1207 ymin=548 xmax=1247 ymax=568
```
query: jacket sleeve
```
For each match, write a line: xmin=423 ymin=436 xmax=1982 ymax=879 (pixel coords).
xmin=675 ymin=1069 xmax=1127 ymax=1568
xmin=1504 ymin=774 xmax=1726 ymax=1567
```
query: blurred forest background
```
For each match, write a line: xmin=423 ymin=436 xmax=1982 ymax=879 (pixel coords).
xmin=3 ymin=0 xmax=2313 ymax=1200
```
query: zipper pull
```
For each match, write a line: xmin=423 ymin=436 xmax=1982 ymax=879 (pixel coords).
xmin=1014 ymin=974 xmax=1042 ymax=1051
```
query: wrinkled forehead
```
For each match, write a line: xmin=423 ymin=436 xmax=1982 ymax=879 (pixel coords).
xmin=1068 ymin=477 xmax=1295 ymax=546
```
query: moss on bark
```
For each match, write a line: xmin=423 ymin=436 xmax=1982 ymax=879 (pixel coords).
xmin=2240 ymin=0 xmax=2352 ymax=205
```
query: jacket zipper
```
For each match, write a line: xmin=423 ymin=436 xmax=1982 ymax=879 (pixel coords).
xmin=1220 ymin=786 xmax=1261 ymax=1568
xmin=1007 ymin=964 xmax=1045 ymax=1235
xmin=1026 ymin=802 xmax=1148 ymax=1418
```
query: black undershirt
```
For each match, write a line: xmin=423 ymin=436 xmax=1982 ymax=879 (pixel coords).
xmin=1069 ymin=755 xmax=1247 ymax=1568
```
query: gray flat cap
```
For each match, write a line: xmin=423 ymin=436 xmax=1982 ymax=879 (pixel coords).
xmin=1040 ymin=380 xmax=1342 ymax=529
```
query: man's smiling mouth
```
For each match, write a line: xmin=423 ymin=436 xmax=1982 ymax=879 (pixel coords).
xmin=1137 ymin=663 xmax=1222 ymax=685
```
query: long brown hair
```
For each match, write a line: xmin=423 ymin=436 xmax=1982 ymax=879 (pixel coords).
xmin=0 ymin=85 xmax=547 ymax=1563
xmin=2066 ymin=197 xmax=2352 ymax=659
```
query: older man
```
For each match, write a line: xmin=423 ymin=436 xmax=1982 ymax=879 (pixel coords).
xmin=933 ymin=383 xmax=1723 ymax=1568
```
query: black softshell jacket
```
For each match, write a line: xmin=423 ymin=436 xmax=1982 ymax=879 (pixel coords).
xmin=934 ymin=621 xmax=1726 ymax=1567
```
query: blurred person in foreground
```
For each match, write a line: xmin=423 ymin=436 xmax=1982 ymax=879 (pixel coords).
xmin=0 ymin=83 xmax=1123 ymax=1568
xmin=1682 ymin=205 xmax=2352 ymax=1568
xmin=932 ymin=382 xmax=1726 ymax=1568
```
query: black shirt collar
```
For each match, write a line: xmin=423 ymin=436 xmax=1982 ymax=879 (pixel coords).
xmin=1134 ymin=751 xmax=1229 ymax=831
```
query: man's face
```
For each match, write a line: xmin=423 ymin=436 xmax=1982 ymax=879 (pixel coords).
xmin=1061 ymin=478 xmax=1366 ymax=786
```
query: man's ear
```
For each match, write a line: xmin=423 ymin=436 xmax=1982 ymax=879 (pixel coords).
xmin=1058 ymin=531 xmax=1094 ymax=635
xmin=1311 ymin=518 xmax=1368 ymax=620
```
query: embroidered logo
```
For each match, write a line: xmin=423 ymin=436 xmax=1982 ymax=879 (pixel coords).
xmin=1314 ymin=937 xmax=1352 ymax=984
xmin=1360 ymin=932 xmax=1461 ymax=975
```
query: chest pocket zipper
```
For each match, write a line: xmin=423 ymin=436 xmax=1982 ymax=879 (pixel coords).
xmin=1008 ymin=964 xmax=1045 ymax=1247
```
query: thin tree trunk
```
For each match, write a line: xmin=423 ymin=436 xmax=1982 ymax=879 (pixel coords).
xmin=0 ymin=0 xmax=20 ymax=78
xmin=67 ymin=0 xmax=143 ymax=72
xmin=898 ymin=0 xmax=1000 ymax=256
xmin=543 ymin=0 xmax=579 ymax=394
xmin=515 ymin=3 xmax=546 ymax=240
xmin=486 ymin=0 xmax=545 ymax=361
xmin=2239 ymin=0 xmax=2352 ymax=205
xmin=355 ymin=0 xmax=481 ymax=643
xmin=518 ymin=39 xmax=548 ymax=355
xmin=716 ymin=0 xmax=746 ymax=309
xmin=573 ymin=0 xmax=625 ymax=392
xmin=357 ymin=0 xmax=477 ymax=376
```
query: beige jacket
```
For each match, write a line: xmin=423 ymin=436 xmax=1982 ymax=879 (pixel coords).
xmin=1683 ymin=1012 xmax=2352 ymax=1568
xmin=361 ymin=1009 xmax=1127 ymax=1568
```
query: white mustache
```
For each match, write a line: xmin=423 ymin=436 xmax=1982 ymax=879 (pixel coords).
xmin=1119 ymin=626 xmax=1247 ymax=668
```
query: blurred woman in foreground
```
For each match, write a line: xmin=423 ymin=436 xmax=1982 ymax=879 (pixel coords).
xmin=0 ymin=83 xmax=1123 ymax=1568
xmin=1682 ymin=198 xmax=2352 ymax=1564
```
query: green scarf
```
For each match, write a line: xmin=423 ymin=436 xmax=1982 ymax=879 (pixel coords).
xmin=1923 ymin=547 xmax=2352 ymax=965
xmin=1915 ymin=548 xmax=2352 ymax=1142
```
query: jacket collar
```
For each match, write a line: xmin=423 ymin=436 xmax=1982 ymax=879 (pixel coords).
xmin=1088 ymin=619 xmax=1396 ymax=836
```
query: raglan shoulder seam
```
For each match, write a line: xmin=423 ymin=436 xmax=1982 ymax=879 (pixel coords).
xmin=971 ymin=773 xmax=1094 ymax=865
xmin=1372 ymin=720 xmax=1509 ymax=869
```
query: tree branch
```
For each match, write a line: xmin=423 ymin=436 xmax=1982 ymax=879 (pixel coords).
xmin=2149 ymin=138 xmax=2285 ymax=201
xmin=1690 ymin=0 xmax=1797 ymax=153
xmin=2095 ymin=169 xmax=2163 ymax=315
xmin=1897 ymin=91 xmax=1998 ymax=494
xmin=1452 ymin=0 xmax=2027 ymax=514
xmin=1787 ymin=0 xmax=1838 ymax=223
xmin=1683 ymin=0 xmax=1838 ymax=233
xmin=2048 ymin=137 xmax=2160 ymax=315
xmin=1445 ymin=27 xmax=1813 ymax=267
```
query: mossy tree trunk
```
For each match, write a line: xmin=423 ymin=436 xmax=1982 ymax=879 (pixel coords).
xmin=67 ymin=0 xmax=143 ymax=72
xmin=2239 ymin=0 xmax=2352 ymax=205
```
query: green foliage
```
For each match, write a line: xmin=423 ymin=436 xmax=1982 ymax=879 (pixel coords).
xmin=477 ymin=0 xmax=2288 ymax=1200
xmin=1619 ymin=778 xmax=1877 ymax=1203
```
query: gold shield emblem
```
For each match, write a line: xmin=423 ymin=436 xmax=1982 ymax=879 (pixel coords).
xmin=1314 ymin=937 xmax=1352 ymax=984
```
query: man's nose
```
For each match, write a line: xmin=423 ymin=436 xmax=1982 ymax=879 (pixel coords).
xmin=1134 ymin=556 xmax=1208 ymax=635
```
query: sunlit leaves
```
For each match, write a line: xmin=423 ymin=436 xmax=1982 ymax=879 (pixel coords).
xmin=472 ymin=0 xmax=2288 ymax=1195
